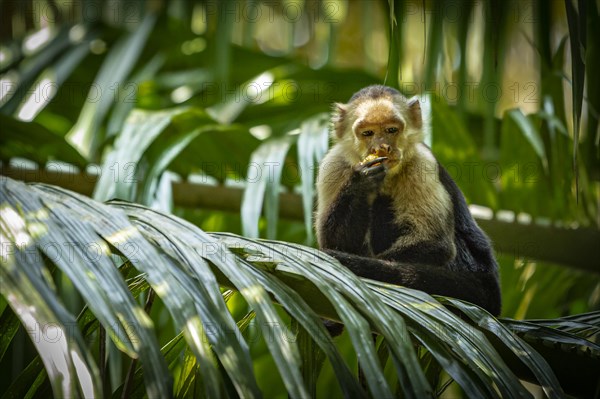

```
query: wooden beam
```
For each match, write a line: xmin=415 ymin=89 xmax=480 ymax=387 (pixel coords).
xmin=2 ymin=165 xmax=598 ymax=274
xmin=0 ymin=165 xmax=304 ymax=220
xmin=477 ymin=219 xmax=599 ymax=274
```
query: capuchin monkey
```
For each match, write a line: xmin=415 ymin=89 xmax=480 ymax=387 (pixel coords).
xmin=316 ymin=85 xmax=501 ymax=323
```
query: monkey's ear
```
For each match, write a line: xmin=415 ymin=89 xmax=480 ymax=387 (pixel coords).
xmin=407 ymin=97 xmax=422 ymax=130
xmin=332 ymin=102 xmax=348 ymax=139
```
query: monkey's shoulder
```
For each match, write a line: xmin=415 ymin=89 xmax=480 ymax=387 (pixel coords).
xmin=318 ymin=142 xmax=359 ymax=170
xmin=315 ymin=144 xmax=357 ymax=201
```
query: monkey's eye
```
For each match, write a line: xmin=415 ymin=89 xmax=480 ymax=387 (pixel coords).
xmin=361 ymin=130 xmax=374 ymax=137
xmin=386 ymin=127 xmax=399 ymax=134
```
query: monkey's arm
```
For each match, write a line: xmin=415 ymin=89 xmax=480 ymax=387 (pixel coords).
xmin=318 ymin=158 xmax=387 ymax=254
xmin=376 ymin=239 xmax=455 ymax=267
xmin=318 ymin=183 xmax=370 ymax=253
xmin=325 ymin=249 xmax=501 ymax=316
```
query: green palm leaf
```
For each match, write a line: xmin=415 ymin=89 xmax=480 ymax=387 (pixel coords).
xmin=3 ymin=177 xmax=597 ymax=397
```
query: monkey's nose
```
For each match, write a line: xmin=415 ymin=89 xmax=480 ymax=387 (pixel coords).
xmin=381 ymin=144 xmax=391 ymax=154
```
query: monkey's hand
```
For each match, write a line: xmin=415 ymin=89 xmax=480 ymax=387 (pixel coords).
xmin=351 ymin=156 xmax=388 ymax=191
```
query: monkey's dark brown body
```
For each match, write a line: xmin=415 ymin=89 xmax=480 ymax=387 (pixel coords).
xmin=316 ymin=85 xmax=501 ymax=315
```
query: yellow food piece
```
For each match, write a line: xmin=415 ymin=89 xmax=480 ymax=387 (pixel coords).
xmin=360 ymin=153 xmax=383 ymax=166
xmin=363 ymin=153 xmax=379 ymax=162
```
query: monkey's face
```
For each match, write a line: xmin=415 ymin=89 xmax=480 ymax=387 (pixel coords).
xmin=332 ymin=90 xmax=423 ymax=169
xmin=350 ymin=99 xmax=408 ymax=168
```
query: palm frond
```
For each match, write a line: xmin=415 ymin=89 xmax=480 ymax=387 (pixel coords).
xmin=3 ymin=177 xmax=598 ymax=397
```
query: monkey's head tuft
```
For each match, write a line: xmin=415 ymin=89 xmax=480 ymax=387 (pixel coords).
xmin=332 ymin=85 xmax=423 ymax=169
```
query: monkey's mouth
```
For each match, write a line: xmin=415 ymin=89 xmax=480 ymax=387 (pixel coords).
xmin=363 ymin=148 xmax=402 ymax=166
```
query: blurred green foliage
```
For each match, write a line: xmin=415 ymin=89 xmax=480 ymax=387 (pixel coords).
xmin=1 ymin=0 xmax=599 ymax=397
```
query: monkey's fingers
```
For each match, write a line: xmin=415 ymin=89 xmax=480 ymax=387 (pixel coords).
xmin=361 ymin=163 xmax=386 ymax=177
